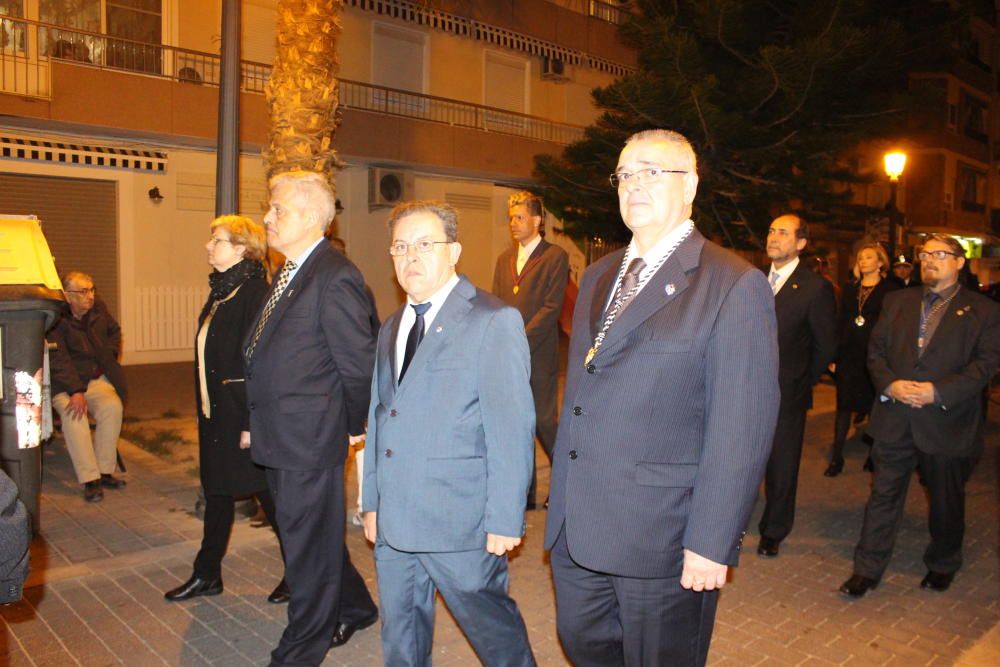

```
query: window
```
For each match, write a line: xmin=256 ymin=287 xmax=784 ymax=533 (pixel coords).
xmin=371 ymin=23 xmax=427 ymax=115
xmin=956 ymin=162 xmax=986 ymax=213
xmin=484 ymin=51 xmax=527 ymax=131
xmin=0 ymin=0 xmax=24 ymax=54
xmin=38 ymin=0 xmax=161 ymax=72
xmin=959 ymin=91 xmax=988 ymax=143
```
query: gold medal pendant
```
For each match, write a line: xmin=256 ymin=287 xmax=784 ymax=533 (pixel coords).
xmin=584 ymin=347 xmax=596 ymax=366
xmin=854 ymin=315 xmax=865 ymax=327
xmin=513 ymin=285 xmax=519 ymax=294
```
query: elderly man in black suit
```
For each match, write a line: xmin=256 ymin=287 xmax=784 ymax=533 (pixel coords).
xmin=757 ymin=215 xmax=837 ymax=558
xmin=492 ymin=191 xmax=569 ymax=509
xmin=840 ymin=234 xmax=1000 ymax=598
xmin=244 ymin=171 xmax=379 ymax=666
xmin=545 ymin=129 xmax=780 ymax=666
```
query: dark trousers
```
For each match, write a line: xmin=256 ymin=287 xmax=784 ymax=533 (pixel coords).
xmin=194 ymin=488 xmax=281 ymax=580
xmin=758 ymin=405 xmax=808 ymax=542
xmin=853 ymin=430 xmax=975 ymax=580
xmin=266 ymin=465 xmax=377 ymax=667
xmin=374 ymin=541 xmax=534 ymax=667
xmin=550 ymin=530 xmax=717 ymax=667
xmin=527 ymin=362 xmax=558 ymax=504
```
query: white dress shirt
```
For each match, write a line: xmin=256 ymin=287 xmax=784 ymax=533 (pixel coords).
xmin=517 ymin=235 xmax=542 ymax=274
xmin=768 ymin=256 xmax=800 ymax=295
xmin=606 ymin=219 xmax=694 ymax=310
xmin=395 ymin=274 xmax=461 ymax=380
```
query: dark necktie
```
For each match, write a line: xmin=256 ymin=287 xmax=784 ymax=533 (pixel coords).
xmin=399 ymin=302 xmax=431 ymax=382
xmin=615 ymin=257 xmax=647 ymax=313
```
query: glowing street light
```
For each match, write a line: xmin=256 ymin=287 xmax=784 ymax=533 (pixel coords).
xmin=884 ymin=151 xmax=907 ymax=258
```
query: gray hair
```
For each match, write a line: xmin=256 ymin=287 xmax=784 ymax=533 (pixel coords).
xmin=624 ymin=129 xmax=698 ymax=173
xmin=387 ymin=200 xmax=459 ymax=242
xmin=269 ymin=171 xmax=337 ymax=230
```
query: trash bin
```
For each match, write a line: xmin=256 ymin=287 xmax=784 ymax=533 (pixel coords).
xmin=0 ymin=215 xmax=65 ymax=532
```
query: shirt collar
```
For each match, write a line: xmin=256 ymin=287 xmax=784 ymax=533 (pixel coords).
xmin=923 ymin=281 xmax=960 ymax=302
xmin=627 ymin=219 xmax=694 ymax=270
xmin=518 ymin=235 xmax=542 ymax=259
xmin=770 ymin=256 xmax=800 ymax=281
xmin=290 ymin=237 xmax=324 ymax=267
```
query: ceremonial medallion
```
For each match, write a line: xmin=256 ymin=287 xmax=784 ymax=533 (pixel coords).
xmin=513 ymin=285 xmax=519 ymax=294
xmin=854 ymin=315 xmax=865 ymax=327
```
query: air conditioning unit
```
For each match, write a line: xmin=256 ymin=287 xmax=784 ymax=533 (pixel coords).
xmin=368 ymin=168 xmax=412 ymax=208
xmin=541 ymin=56 xmax=570 ymax=82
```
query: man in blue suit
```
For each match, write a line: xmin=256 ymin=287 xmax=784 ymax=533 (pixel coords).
xmin=545 ymin=130 xmax=780 ymax=666
xmin=362 ymin=200 xmax=536 ymax=667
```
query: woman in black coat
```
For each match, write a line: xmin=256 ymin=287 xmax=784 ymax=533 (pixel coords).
xmin=826 ymin=242 xmax=899 ymax=477
xmin=165 ymin=215 xmax=287 ymax=602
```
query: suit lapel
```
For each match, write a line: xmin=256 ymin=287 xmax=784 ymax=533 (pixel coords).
xmin=919 ymin=287 xmax=968 ymax=360
xmin=599 ymin=232 xmax=702 ymax=351
xmin=589 ymin=250 xmax=624 ymax=338
xmin=244 ymin=243 xmax=327 ymax=363
xmin=383 ymin=308 xmax=403 ymax=395
xmin=392 ymin=277 xmax=475 ymax=400
xmin=774 ymin=262 xmax=808 ymax=305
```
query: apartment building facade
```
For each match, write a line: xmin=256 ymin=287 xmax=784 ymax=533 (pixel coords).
xmin=0 ymin=0 xmax=636 ymax=364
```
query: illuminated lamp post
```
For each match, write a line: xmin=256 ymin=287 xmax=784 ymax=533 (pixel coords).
xmin=884 ymin=151 xmax=907 ymax=260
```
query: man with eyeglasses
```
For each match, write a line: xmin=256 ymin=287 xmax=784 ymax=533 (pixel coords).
xmin=491 ymin=191 xmax=569 ymax=510
xmin=544 ymin=129 xmax=779 ymax=665
xmin=362 ymin=200 xmax=536 ymax=666
xmin=49 ymin=271 xmax=128 ymax=502
xmin=840 ymin=234 xmax=999 ymax=599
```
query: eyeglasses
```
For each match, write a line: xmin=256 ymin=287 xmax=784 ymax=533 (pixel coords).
xmin=389 ymin=239 xmax=451 ymax=256
xmin=917 ymin=250 xmax=962 ymax=261
xmin=66 ymin=287 xmax=96 ymax=296
xmin=609 ymin=167 xmax=688 ymax=189
xmin=209 ymin=237 xmax=233 ymax=246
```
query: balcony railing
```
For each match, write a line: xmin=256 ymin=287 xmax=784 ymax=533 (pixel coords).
xmin=1 ymin=15 xmax=584 ymax=145
xmin=588 ymin=1 xmax=634 ymax=25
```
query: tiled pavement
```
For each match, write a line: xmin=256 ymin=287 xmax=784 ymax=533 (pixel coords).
xmin=2 ymin=381 xmax=998 ymax=666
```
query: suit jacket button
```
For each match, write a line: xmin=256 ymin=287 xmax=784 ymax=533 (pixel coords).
xmin=390 ymin=409 xmax=397 ymax=417
xmin=249 ymin=402 xmax=255 ymax=410
xmin=586 ymin=364 xmax=596 ymax=374
xmin=573 ymin=406 xmax=582 ymax=416
xmin=569 ymin=450 xmax=578 ymax=460
xmin=385 ymin=449 xmax=393 ymax=458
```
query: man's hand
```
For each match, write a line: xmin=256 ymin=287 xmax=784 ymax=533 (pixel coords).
xmin=363 ymin=512 xmax=377 ymax=544
xmin=887 ymin=380 xmax=935 ymax=408
xmin=680 ymin=549 xmax=728 ymax=592
xmin=67 ymin=393 xmax=88 ymax=420
xmin=348 ymin=432 xmax=366 ymax=446
xmin=486 ymin=533 xmax=521 ymax=556
xmin=239 ymin=431 xmax=251 ymax=449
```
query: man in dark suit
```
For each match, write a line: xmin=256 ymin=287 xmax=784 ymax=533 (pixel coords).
xmin=362 ymin=200 xmax=535 ymax=666
xmin=245 ymin=171 xmax=378 ymax=666
xmin=545 ymin=129 xmax=780 ymax=666
xmin=491 ymin=191 xmax=569 ymax=509
xmin=840 ymin=234 xmax=999 ymax=598
xmin=757 ymin=215 xmax=837 ymax=558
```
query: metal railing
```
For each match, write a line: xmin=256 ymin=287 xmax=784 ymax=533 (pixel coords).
xmin=338 ymin=80 xmax=585 ymax=145
xmin=1 ymin=15 xmax=585 ymax=146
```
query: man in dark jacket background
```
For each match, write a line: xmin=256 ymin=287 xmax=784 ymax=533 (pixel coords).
xmin=49 ymin=272 xmax=128 ymax=503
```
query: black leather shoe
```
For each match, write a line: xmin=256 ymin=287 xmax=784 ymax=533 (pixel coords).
xmin=757 ymin=537 xmax=780 ymax=558
xmin=330 ymin=613 xmax=378 ymax=648
xmin=840 ymin=574 xmax=878 ymax=598
xmin=824 ymin=459 xmax=844 ymax=477
xmin=84 ymin=480 xmax=104 ymax=503
xmin=100 ymin=473 xmax=126 ymax=489
xmin=164 ymin=575 xmax=223 ymax=601
xmin=267 ymin=578 xmax=290 ymax=604
xmin=920 ymin=571 xmax=954 ymax=592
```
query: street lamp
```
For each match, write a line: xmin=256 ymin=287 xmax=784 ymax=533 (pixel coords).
xmin=884 ymin=151 xmax=907 ymax=259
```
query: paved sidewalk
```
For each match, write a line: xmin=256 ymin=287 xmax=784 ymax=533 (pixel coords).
xmin=2 ymin=382 xmax=998 ymax=666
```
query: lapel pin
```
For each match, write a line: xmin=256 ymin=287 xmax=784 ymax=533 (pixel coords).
xmin=792 ymin=283 xmax=799 ymax=289
xmin=286 ymin=289 xmax=294 ymax=297
xmin=665 ymin=283 xmax=676 ymax=296
xmin=435 ymin=325 xmax=443 ymax=333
